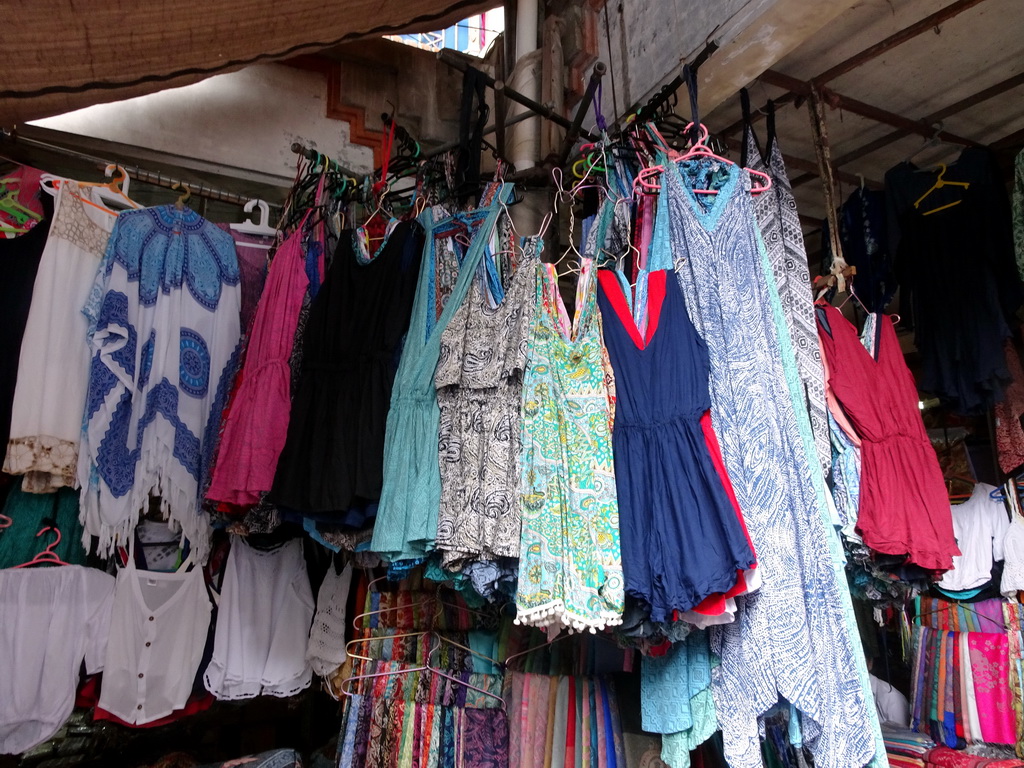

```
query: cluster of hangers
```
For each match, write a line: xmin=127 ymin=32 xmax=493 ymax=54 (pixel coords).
xmin=6 ymin=160 xmax=278 ymax=247
xmin=0 ymin=174 xmax=44 ymax=234
xmin=337 ymin=573 xmax=621 ymax=708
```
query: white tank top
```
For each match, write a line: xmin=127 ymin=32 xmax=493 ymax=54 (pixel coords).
xmin=204 ymin=536 xmax=314 ymax=700
xmin=98 ymin=540 xmax=211 ymax=724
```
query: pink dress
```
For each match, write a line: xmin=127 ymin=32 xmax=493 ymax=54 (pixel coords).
xmin=206 ymin=225 xmax=310 ymax=506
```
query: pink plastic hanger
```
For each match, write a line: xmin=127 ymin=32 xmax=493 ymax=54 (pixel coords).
xmin=0 ymin=513 xmax=11 ymax=529
xmin=633 ymin=122 xmax=772 ymax=196
xmin=14 ymin=526 xmax=69 ymax=568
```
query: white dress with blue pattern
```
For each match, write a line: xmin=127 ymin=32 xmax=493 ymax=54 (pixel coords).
xmin=657 ymin=161 xmax=879 ymax=768
xmin=79 ymin=205 xmax=241 ymax=562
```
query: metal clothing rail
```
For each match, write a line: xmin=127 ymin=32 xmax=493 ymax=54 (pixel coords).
xmin=0 ymin=129 xmax=271 ymax=207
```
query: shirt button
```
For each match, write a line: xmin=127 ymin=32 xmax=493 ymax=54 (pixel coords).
xmin=145 ymin=642 xmax=152 ymax=647
xmin=148 ymin=616 xmax=154 ymax=622
xmin=138 ymin=673 xmax=144 ymax=679
xmin=137 ymin=705 xmax=143 ymax=710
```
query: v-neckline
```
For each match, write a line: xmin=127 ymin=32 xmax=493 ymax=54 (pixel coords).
xmin=598 ymin=268 xmax=668 ymax=352
xmin=128 ymin=562 xmax=197 ymax=618
xmin=675 ymin=160 xmax=739 ymax=232
xmin=825 ymin=304 xmax=884 ymax=366
xmin=544 ymin=261 xmax=593 ymax=348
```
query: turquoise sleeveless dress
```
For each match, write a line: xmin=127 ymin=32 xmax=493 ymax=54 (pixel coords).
xmin=371 ymin=183 xmax=514 ymax=563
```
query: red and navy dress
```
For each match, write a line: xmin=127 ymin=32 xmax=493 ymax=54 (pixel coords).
xmin=596 ymin=268 xmax=756 ymax=623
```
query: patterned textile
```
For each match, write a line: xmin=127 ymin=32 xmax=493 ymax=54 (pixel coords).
xmin=995 ymin=342 xmax=1024 ymax=475
xmin=4 ymin=181 xmax=114 ymax=493
xmin=640 ymin=632 xmax=719 ymax=768
xmin=79 ymin=205 xmax=240 ymax=561
xmin=461 ymin=708 xmax=509 ymax=768
xmin=1003 ymin=602 xmax=1024 ymax=758
xmin=1013 ymin=149 xmax=1024 ymax=282
xmin=967 ymin=632 xmax=1015 ymax=744
xmin=515 ymin=257 xmax=623 ymax=633
xmin=371 ymin=184 xmax=512 ymax=564
xmin=434 ymin=240 xmax=537 ymax=571
xmin=743 ymin=125 xmax=831 ymax=477
xmin=660 ymin=160 xmax=876 ymax=768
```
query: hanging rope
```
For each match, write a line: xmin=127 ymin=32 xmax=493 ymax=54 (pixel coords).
xmin=807 ymin=84 xmax=849 ymax=292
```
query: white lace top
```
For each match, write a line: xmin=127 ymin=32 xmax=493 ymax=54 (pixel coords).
xmin=306 ymin=562 xmax=354 ymax=677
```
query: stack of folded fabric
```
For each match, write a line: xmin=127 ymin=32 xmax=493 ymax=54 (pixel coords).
xmin=884 ymin=725 xmax=936 ymax=768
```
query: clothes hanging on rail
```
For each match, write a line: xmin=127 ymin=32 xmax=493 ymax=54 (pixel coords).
xmin=817 ymin=305 xmax=959 ymax=572
xmin=741 ymin=97 xmax=832 ymax=476
xmin=660 ymin=159 xmax=876 ymax=768
xmin=515 ymin=255 xmax=624 ymax=633
xmin=0 ymin=190 xmax=52 ymax=451
xmin=4 ymin=181 xmax=115 ymax=493
xmin=272 ymin=221 xmax=424 ymax=523
xmin=886 ymin=147 xmax=1022 ymax=414
xmin=433 ymin=236 xmax=536 ymax=592
xmin=77 ymin=204 xmax=241 ymax=561
xmin=371 ymin=183 xmax=513 ymax=565
xmin=206 ymin=218 xmax=313 ymax=509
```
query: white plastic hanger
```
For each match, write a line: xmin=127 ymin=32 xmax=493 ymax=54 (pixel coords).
xmin=229 ymin=199 xmax=276 ymax=249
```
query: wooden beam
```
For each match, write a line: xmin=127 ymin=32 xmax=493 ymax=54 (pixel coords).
xmin=811 ymin=0 xmax=989 ymax=86
xmin=832 ymin=71 xmax=1024 ymax=168
xmin=721 ymin=135 xmax=881 ymax=189
xmin=758 ymin=69 xmax=978 ymax=146
xmin=992 ymin=125 xmax=1024 ymax=152
xmin=720 ymin=0 xmax=992 ymax=137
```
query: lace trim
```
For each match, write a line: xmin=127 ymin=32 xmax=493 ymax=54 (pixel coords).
xmin=514 ymin=599 xmax=623 ymax=634
xmin=3 ymin=435 xmax=78 ymax=492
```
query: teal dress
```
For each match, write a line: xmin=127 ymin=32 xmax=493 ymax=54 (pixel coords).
xmin=371 ymin=183 xmax=513 ymax=563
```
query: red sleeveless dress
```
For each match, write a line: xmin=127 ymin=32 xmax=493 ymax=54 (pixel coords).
xmin=817 ymin=304 xmax=959 ymax=572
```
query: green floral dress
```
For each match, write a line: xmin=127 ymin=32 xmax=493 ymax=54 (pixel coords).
xmin=516 ymin=255 xmax=623 ymax=633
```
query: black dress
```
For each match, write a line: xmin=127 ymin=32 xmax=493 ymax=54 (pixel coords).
xmin=886 ymin=147 xmax=1022 ymax=414
xmin=0 ymin=193 xmax=53 ymax=448
xmin=271 ymin=222 xmax=424 ymax=523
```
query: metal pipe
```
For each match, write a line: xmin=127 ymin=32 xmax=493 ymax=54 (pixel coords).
xmin=558 ymin=62 xmax=606 ymax=165
xmin=423 ymin=108 xmax=543 ymax=159
xmin=289 ymin=142 xmax=364 ymax=179
xmin=437 ymin=50 xmax=596 ymax=140
xmin=1 ymin=130 xmax=269 ymax=206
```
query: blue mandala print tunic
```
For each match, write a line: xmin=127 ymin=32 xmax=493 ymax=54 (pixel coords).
xmin=79 ymin=205 xmax=241 ymax=561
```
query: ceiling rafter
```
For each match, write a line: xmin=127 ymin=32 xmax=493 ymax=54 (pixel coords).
xmin=719 ymin=0 xmax=992 ymax=139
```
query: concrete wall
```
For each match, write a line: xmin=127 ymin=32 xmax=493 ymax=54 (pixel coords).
xmin=29 ymin=39 xmax=470 ymax=183
xmin=31 ymin=64 xmax=375 ymax=181
xmin=593 ymin=0 xmax=750 ymax=118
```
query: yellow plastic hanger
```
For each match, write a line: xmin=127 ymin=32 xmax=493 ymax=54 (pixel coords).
xmin=913 ymin=164 xmax=970 ymax=216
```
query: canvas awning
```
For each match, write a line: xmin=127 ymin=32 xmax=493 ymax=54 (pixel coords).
xmin=0 ymin=0 xmax=495 ymax=127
